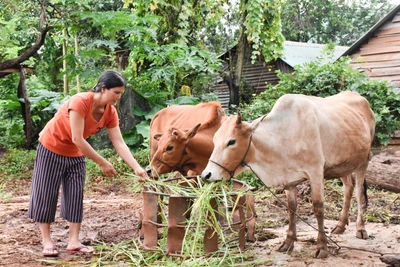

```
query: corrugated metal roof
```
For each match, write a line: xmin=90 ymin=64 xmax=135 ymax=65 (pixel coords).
xmin=281 ymin=41 xmax=349 ymax=67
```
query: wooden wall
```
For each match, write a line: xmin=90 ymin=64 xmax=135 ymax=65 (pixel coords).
xmin=349 ymin=11 xmax=400 ymax=88
xmin=210 ymin=59 xmax=292 ymax=109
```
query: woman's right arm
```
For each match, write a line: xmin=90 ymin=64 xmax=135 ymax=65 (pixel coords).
xmin=70 ymin=110 xmax=117 ymax=177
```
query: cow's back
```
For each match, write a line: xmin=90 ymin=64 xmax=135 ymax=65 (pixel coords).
xmin=149 ymin=101 xmax=225 ymax=157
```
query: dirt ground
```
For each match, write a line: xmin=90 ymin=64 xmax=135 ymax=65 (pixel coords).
xmin=0 ymin=149 xmax=399 ymax=267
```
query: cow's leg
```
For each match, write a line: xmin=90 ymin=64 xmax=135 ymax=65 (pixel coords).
xmin=332 ymin=174 xmax=354 ymax=234
xmin=354 ymin=162 xmax=369 ymax=239
xmin=310 ymin=179 xmax=329 ymax=258
xmin=277 ymin=186 xmax=297 ymax=253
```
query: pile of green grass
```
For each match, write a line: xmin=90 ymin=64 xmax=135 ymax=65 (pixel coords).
xmin=91 ymin=175 xmax=261 ymax=266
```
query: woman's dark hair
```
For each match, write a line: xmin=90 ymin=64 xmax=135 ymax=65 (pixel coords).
xmin=93 ymin=70 xmax=126 ymax=92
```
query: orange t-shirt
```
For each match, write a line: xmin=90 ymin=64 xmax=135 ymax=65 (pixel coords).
xmin=39 ymin=92 xmax=119 ymax=157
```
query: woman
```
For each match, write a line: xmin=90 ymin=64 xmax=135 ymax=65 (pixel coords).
xmin=28 ymin=70 xmax=148 ymax=257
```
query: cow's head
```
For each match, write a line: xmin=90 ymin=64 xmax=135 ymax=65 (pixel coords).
xmin=146 ymin=123 xmax=201 ymax=178
xmin=201 ymin=112 xmax=253 ymax=181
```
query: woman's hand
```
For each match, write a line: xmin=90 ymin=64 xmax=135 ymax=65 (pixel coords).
xmin=135 ymin=167 xmax=149 ymax=182
xmin=99 ymin=161 xmax=117 ymax=177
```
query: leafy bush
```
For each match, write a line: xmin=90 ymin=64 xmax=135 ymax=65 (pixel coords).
xmin=0 ymin=149 xmax=36 ymax=181
xmin=0 ymin=74 xmax=67 ymax=149
xmin=240 ymin=56 xmax=400 ymax=147
xmin=86 ymin=147 xmax=150 ymax=179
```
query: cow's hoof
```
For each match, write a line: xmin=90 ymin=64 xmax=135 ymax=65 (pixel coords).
xmin=314 ymin=248 xmax=329 ymax=258
xmin=356 ymin=229 xmax=369 ymax=239
xmin=277 ymin=242 xmax=294 ymax=253
xmin=331 ymin=225 xmax=345 ymax=234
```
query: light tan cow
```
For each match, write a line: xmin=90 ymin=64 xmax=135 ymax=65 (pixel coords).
xmin=201 ymin=91 xmax=376 ymax=258
xmin=146 ymin=101 xmax=226 ymax=178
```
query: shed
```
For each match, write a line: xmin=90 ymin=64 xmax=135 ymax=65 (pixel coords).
xmin=341 ymin=4 xmax=400 ymax=89
xmin=211 ymin=41 xmax=348 ymax=108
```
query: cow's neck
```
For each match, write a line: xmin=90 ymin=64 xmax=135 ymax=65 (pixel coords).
xmin=246 ymin=131 xmax=307 ymax=188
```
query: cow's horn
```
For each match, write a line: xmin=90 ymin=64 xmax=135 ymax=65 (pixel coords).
xmin=236 ymin=111 xmax=242 ymax=125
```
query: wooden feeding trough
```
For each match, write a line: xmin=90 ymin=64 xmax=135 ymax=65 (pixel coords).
xmin=139 ymin=177 xmax=256 ymax=256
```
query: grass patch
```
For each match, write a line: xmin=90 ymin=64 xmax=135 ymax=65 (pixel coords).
xmin=0 ymin=148 xmax=35 ymax=181
xmin=93 ymin=239 xmax=263 ymax=267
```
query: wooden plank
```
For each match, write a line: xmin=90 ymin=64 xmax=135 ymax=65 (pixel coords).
xmin=360 ymin=46 xmax=400 ymax=56
xmin=353 ymin=53 xmax=400 ymax=62
xmin=376 ymin=26 xmax=400 ymax=36
xmin=361 ymin=41 xmax=400 ymax=49
xmin=364 ymin=66 xmax=400 ymax=76
xmin=393 ymin=17 xmax=400 ymax=23
xmin=365 ymin=73 xmax=400 ymax=81
xmin=367 ymin=34 xmax=400 ymax=44
xmin=392 ymin=13 xmax=400 ymax=23
xmin=350 ymin=59 xmax=400 ymax=69
xmin=389 ymin=80 xmax=400 ymax=87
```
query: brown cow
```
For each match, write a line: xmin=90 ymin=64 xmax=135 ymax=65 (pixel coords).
xmin=201 ymin=91 xmax=376 ymax=258
xmin=146 ymin=101 xmax=226 ymax=178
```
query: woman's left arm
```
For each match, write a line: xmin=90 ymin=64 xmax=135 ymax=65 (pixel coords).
xmin=108 ymin=126 xmax=148 ymax=178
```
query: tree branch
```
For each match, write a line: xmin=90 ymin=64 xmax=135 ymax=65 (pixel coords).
xmin=0 ymin=0 xmax=53 ymax=71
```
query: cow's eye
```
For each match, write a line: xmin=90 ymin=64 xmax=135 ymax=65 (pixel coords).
xmin=227 ymin=140 xmax=236 ymax=146
xmin=166 ymin=145 xmax=173 ymax=151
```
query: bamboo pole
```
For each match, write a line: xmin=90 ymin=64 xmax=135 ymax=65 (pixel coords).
xmin=75 ymin=34 xmax=81 ymax=93
xmin=62 ymin=28 xmax=68 ymax=95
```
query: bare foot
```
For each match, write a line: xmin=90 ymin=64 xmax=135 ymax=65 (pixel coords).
xmin=42 ymin=247 xmax=59 ymax=257
xmin=66 ymin=245 xmax=94 ymax=254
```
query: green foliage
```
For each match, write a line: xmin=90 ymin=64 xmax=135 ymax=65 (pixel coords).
xmin=125 ymin=42 xmax=223 ymax=107
xmin=0 ymin=0 xmax=41 ymax=63
xmin=243 ymin=0 xmax=285 ymax=63
xmin=0 ymin=97 xmax=26 ymax=148
xmin=0 ymin=76 xmax=66 ymax=149
xmin=240 ymin=56 xmax=400 ymax=147
xmin=237 ymin=170 xmax=265 ymax=189
xmin=0 ymin=149 xmax=35 ymax=180
xmin=84 ymin=147 xmax=151 ymax=182
xmin=281 ymin=0 xmax=394 ymax=46
xmin=123 ymin=0 xmax=227 ymax=46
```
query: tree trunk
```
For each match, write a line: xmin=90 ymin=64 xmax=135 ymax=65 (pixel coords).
xmin=17 ymin=66 xmax=33 ymax=149
xmin=75 ymin=34 xmax=81 ymax=93
xmin=63 ymin=28 xmax=68 ymax=95
xmin=226 ymin=0 xmax=249 ymax=108
xmin=230 ymin=31 xmax=248 ymax=107
xmin=365 ymin=149 xmax=400 ymax=193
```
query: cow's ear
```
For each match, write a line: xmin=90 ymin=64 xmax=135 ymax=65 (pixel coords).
xmin=186 ymin=123 xmax=201 ymax=139
xmin=154 ymin=134 xmax=162 ymax=141
xmin=252 ymin=114 xmax=267 ymax=132
xmin=172 ymin=129 xmax=179 ymax=138
xmin=217 ymin=107 xmax=226 ymax=118
xmin=236 ymin=111 xmax=242 ymax=125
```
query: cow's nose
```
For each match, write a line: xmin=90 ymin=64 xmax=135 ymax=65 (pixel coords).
xmin=202 ymin=172 xmax=212 ymax=180
xmin=145 ymin=167 xmax=152 ymax=177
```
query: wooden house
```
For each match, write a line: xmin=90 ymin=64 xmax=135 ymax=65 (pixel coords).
xmin=341 ymin=4 xmax=400 ymax=146
xmin=211 ymin=41 xmax=348 ymax=108
xmin=341 ymin=4 xmax=400 ymax=90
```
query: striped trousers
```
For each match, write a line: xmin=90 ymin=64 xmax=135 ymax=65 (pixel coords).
xmin=28 ymin=143 xmax=86 ymax=223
